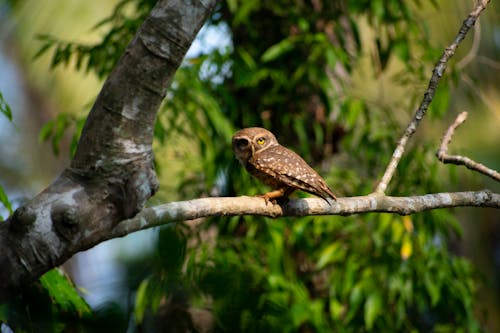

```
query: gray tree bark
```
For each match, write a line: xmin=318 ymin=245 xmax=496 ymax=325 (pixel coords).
xmin=0 ymin=0 xmax=218 ymax=301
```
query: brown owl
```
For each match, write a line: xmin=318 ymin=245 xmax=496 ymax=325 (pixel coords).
xmin=232 ymin=127 xmax=336 ymax=204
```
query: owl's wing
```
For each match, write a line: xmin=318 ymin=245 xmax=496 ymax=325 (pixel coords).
xmin=251 ymin=146 xmax=336 ymax=201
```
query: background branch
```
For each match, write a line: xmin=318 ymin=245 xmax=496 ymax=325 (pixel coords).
xmin=457 ymin=18 xmax=481 ymax=69
xmin=107 ymin=190 xmax=500 ymax=240
xmin=437 ymin=111 xmax=500 ymax=181
xmin=375 ymin=0 xmax=491 ymax=194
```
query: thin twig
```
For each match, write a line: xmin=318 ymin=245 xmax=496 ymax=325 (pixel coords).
xmin=437 ymin=111 xmax=469 ymax=156
xmin=477 ymin=55 xmax=500 ymax=70
xmin=375 ymin=0 xmax=491 ymax=194
xmin=437 ymin=111 xmax=500 ymax=182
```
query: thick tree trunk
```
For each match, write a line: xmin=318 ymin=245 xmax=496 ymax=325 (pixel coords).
xmin=0 ymin=0 xmax=218 ymax=301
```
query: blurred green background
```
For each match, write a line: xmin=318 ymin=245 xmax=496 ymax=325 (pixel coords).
xmin=0 ymin=0 xmax=499 ymax=332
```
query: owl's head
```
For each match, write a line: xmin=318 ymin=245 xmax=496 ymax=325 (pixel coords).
xmin=232 ymin=127 xmax=278 ymax=163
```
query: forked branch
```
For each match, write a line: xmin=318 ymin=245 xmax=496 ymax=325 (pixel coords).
xmin=437 ymin=112 xmax=500 ymax=182
xmin=375 ymin=0 xmax=491 ymax=193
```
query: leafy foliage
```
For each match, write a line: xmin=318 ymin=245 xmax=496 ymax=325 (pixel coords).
xmin=34 ymin=0 xmax=156 ymax=79
xmin=39 ymin=269 xmax=92 ymax=318
xmin=0 ymin=93 xmax=13 ymax=219
xmin=38 ymin=112 xmax=86 ymax=156
xmin=1 ymin=269 xmax=92 ymax=332
xmin=0 ymin=183 xmax=13 ymax=218
xmin=4 ymin=0 xmax=485 ymax=332
xmin=0 ymin=92 xmax=13 ymax=122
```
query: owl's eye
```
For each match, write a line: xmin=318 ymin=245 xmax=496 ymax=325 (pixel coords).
xmin=256 ymin=137 xmax=266 ymax=145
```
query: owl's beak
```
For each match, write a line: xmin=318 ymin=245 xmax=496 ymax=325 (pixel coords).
xmin=234 ymin=138 xmax=249 ymax=150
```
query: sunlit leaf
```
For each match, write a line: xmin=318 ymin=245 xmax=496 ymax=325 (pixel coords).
xmin=261 ymin=38 xmax=295 ymax=63
xmin=0 ymin=185 xmax=12 ymax=215
xmin=226 ymin=0 xmax=237 ymax=13
xmin=39 ymin=268 xmax=91 ymax=317
xmin=329 ymin=298 xmax=344 ymax=320
xmin=400 ymin=234 xmax=413 ymax=260
xmin=134 ymin=278 xmax=149 ymax=323
xmin=317 ymin=243 xmax=345 ymax=269
xmin=346 ymin=283 xmax=363 ymax=321
xmin=403 ymin=216 xmax=414 ymax=233
xmin=364 ymin=291 xmax=382 ymax=330
xmin=39 ymin=120 xmax=54 ymax=143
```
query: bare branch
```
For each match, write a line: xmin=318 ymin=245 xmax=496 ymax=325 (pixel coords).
xmin=375 ymin=0 xmax=491 ymax=194
xmin=437 ymin=112 xmax=500 ymax=181
xmin=476 ymin=55 xmax=500 ymax=70
xmin=438 ymin=112 xmax=469 ymax=155
xmin=108 ymin=191 xmax=500 ymax=239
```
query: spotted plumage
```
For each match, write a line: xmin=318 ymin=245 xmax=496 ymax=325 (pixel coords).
xmin=232 ymin=127 xmax=336 ymax=203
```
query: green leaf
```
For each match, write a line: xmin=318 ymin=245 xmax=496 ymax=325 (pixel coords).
xmin=158 ymin=226 xmax=186 ymax=273
xmin=226 ymin=0 xmax=237 ymax=13
xmin=364 ymin=291 xmax=383 ymax=330
xmin=429 ymin=85 xmax=450 ymax=118
xmin=317 ymin=243 xmax=346 ymax=269
xmin=0 ymin=92 xmax=13 ymax=122
xmin=0 ymin=184 xmax=12 ymax=215
xmin=134 ymin=278 xmax=149 ymax=323
xmin=39 ymin=268 xmax=91 ymax=317
xmin=345 ymin=99 xmax=364 ymax=130
xmin=0 ymin=304 xmax=7 ymax=322
xmin=261 ymin=38 xmax=294 ymax=63
xmin=135 ymin=276 xmax=164 ymax=325
xmin=329 ymin=298 xmax=344 ymax=320
xmin=346 ymin=283 xmax=363 ymax=322
xmin=371 ymin=0 xmax=385 ymax=21
xmin=238 ymin=48 xmax=257 ymax=70
xmin=70 ymin=116 xmax=86 ymax=158
xmin=424 ymin=274 xmax=441 ymax=306
xmin=38 ymin=113 xmax=74 ymax=155
xmin=39 ymin=120 xmax=54 ymax=143
xmin=393 ymin=39 xmax=410 ymax=63
xmin=33 ymin=35 xmax=56 ymax=60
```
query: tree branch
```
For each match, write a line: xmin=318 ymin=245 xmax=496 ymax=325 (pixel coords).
xmin=375 ymin=0 xmax=491 ymax=194
xmin=437 ymin=112 xmax=500 ymax=181
xmin=106 ymin=191 xmax=500 ymax=239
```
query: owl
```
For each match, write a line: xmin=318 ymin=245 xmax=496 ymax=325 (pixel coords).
xmin=232 ymin=127 xmax=336 ymax=204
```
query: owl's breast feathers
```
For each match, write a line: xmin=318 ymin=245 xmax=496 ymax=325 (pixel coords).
xmin=248 ymin=145 xmax=336 ymax=201
xmin=244 ymin=159 xmax=284 ymax=189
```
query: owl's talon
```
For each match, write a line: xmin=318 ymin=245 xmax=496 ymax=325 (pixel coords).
xmin=257 ymin=189 xmax=289 ymax=206
xmin=257 ymin=194 xmax=273 ymax=205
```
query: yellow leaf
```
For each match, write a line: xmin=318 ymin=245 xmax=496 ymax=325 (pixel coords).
xmin=400 ymin=235 xmax=413 ymax=260
xmin=403 ymin=216 xmax=414 ymax=233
